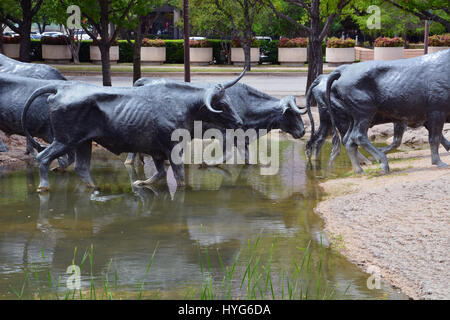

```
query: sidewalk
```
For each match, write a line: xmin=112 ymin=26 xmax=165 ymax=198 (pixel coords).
xmin=47 ymin=62 xmax=338 ymax=77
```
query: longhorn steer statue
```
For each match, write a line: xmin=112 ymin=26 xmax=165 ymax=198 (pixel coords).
xmin=129 ymin=78 xmax=310 ymax=165
xmin=0 ymin=74 xmax=72 ymax=169
xmin=0 ymin=53 xmax=66 ymax=80
xmin=325 ymin=49 xmax=450 ymax=173
xmin=0 ymin=53 xmax=66 ymax=153
xmin=22 ymin=70 xmax=247 ymax=192
xmin=305 ymin=73 xmax=450 ymax=163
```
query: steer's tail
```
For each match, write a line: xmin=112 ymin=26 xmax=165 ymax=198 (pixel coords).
xmin=21 ymin=85 xmax=58 ymax=153
xmin=325 ymin=69 xmax=343 ymax=165
xmin=305 ymin=75 xmax=325 ymax=158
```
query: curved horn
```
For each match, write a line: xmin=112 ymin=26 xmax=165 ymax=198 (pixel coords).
xmin=287 ymin=97 xmax=308 ymax=115
xmin=223 ymin=66 xmax=248 ymax=89
xmin=203 ymin=88 xmax=223 ymax=113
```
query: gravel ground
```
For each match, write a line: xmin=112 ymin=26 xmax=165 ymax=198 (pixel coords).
xmin=315 ymin=149 xmax=450 ymax=300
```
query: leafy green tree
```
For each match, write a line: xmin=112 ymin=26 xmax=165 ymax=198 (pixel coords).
xmin=350 ymin=1 xmax=447 ymax=45
xmin=189 ymin=0 xmax=265 ymax=70
xmin=386 ymin=0 xmax=450 ymax=32
xmin=0 ymin=0 xmax=44 ymax=62
xmin=122 ymin=0 xmax=165 ymax=83
xmin=265 ymin=0 xmax=352 ymax=91
xmin=33 ymin=0 xmax=59 ymax=33
xmin=58 ymin=0 xmax=136 ymax=86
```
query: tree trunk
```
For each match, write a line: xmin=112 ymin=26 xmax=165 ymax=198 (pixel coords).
xmin=66 ymin=28 xmax=81 ymax=64
xmin=99 ymin=44 xmax=112 ymax=86
xmin=19 ymin=20 xmax=32 ymax=62
xmin=183 ymin=0 xmax=190 ymax=82
xmin=243 ymin=40 xmax=251 ymax=71
xmin=19 ymin=0 xmax=33 ymax=62
xmin=306 ymin=38 xmax=323 ymax=93
xmin=133 ymin=25 xmax=142 ymax=83
xmin=306 ymin=0 xmax=323 ymax=93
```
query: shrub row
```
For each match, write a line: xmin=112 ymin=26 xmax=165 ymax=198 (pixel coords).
xmin=428 ymin=33 xmax=450 ymax=47
xmin=20 ymin=39 xmax=328 ymax=64
xmin=26 ymin=39 xmax=232 ymax=63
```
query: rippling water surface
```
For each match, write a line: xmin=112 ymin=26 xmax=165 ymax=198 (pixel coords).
xmin=0 ymin=138 xmax=407 ymax=299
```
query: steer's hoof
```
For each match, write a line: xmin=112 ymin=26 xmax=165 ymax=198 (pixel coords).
xmin=435 ymin=161 xmax=448 ymax=168
xmin=37 ymin=186 xmax=50 ymax=193
xmin=380 ymin=163 xmax=390 ymax=173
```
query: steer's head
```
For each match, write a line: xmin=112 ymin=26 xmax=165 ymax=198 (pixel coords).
xmin=278 ymin=96 xmax=307 ymax=139
xmin=199 ymin=68 xmax=247 ymax=129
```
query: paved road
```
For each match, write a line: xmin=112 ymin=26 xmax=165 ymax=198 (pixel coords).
xmin=66 ymin=75 xmax=308 ymax=98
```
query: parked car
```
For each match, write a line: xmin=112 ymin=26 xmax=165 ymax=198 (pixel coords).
xmin=30 ymin=32 xmax=42 ymax=40
xmin=41 ymin=31 xmax=64 ymax=38
xmin=255 ymin=36 xmax=272 ymax=42
xmin=3 ymin=32 xmax=18 ymax=37
xmin=189 ymin=36 xmax=206 ymax=40
xmin=73 ymin=30 xmax=91 ymax=40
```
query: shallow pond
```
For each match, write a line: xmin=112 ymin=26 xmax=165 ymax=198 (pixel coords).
xmin=0 ymin=138 xmax=407 ymax=299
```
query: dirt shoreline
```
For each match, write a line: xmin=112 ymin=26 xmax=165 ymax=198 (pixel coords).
xmin=315 ymin=148 xmax=450 ymax=300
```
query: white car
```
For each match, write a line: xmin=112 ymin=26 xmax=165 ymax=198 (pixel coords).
xmin=73 ymin=30 xmax=91 ymax=40
xmin=189 ymin=36 xmax=206 ymax=40
xmin=41 ymin=31 xmax=64 ymax=38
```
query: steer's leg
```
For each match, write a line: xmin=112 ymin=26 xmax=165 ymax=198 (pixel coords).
xmin=311 ymin=120 xmax=331 ymax=161
xmin=133 ymin=154 xmax=166 ymax=186
xmin=379 ymin=121 xmax=406 ymax=154
xmin=354 ymin=122 xmax=390 ymax=173
xmin=425 ymin=122 xmax=450 ymax=152
xmin=35 ymin=141 xmax=71 ymax=192
xmin=0 ymin=139 xmax=8 ymax=152
xmin=168 ymin=157 xmax=186 ymax=187
xmin=74 ymin=140 xmax=95 ymax=188
xmin=345 ymin=134 xmax=364 ymax=174
xmin=25 ymin=138 xmax=36 ymax=156
xmin=426 ymin=115 xmax=447 ymax=167
xmin=124 ymin=153 xmax=136 ymax=165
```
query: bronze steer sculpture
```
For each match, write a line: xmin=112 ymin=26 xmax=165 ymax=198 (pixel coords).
xmin=22 ymin=69 xmax=247 ymax=192
xmin=325 ymin=49 xmax=450 ymax=173
xmin=0 ymin=53 xmax=66 ymax=80
xmin=0 ymin=53 xmax=66 ymax=154
xmin=127 ymin=78 xmax=310 ymax=166
xmin=305 ymin=72 xmax=450 ymax=163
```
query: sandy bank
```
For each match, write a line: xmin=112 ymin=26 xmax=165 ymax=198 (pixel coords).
xmin=315 ymin=147 xmax=450 ymax=300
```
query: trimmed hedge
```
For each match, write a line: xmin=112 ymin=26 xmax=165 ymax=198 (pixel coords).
xmin=27 ymin=38 xmax=320 ymax=64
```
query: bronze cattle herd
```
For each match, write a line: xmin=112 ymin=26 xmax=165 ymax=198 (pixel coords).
xmin=0 ymin=50 xmax=449 ymax=192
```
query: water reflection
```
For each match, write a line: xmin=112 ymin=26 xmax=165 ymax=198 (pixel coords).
xmin=0 ymin=139 xmax=406 ymax=299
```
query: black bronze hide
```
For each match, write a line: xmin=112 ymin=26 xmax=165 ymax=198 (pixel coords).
xmin=131 ymin=78 xmax=309 ymax=165
xmin=0 ymin=53 xmax=66 ymax=153
xmin=22 ymin=70 xmax=247 ymax=191
xmin=325 ymin=49 xmax=450 ymax=173
xmin=305 ymin=73 xmax=450 ymax=163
